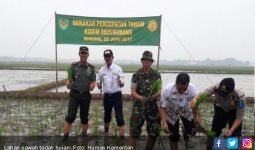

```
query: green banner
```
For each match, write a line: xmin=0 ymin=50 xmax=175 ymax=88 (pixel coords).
xmin=56 ymin=14 xmax=161 ymax=46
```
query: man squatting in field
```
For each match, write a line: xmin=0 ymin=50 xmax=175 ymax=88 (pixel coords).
xmin=159 ymin=73 xmax=198 ymax=150
xmin=191 ymin=78 xmax=246 ymax=150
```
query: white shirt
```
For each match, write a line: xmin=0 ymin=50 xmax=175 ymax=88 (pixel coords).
xmin=97 ymin=63 xmax=124 ymax=94
xmin=160 ymin=82 xmax=197 ymax=125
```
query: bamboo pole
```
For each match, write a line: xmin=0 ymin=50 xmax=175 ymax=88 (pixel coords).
xmin=55 ymin=12 xmax=58 ymax=93
xmin=156 ymin=15 xmax=162 ymax=71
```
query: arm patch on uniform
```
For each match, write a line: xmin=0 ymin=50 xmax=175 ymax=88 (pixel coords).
xmin=239 ymin=99 xmax=245 ymax=110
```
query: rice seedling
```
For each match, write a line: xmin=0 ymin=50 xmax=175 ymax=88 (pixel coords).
xmin=195 ymin=93 xmax=208 ymax=109
xmin=56 ymin=121 xmax=62 ymax=136
xmin=31 ymin=129 xmax=38 ymax=136
xmin=192 ymin=103 xmax=216 ymax=140
xmin=14 ymin=112 xmax=20 ymax=135
xmin=0 ymin=123 xmax=6 ymax=136
xmin=75 ymin=121 xmax=79 ymax=136
xmin=193 ymin=100 xmax=216 ymax=139
xmin=35 ymin=122 xmax=40 ymax=135
xmin=150 ymin=79 xmax=161 ymax=96
xmin=39 ymin=119 xmax=45 ymax=132
xmin=67 ymin=65 xmax=73 ymax=80
xmin=93 ymin=101 xmax=100 ymax=136
xmin=111 ymin=115 xmax=118 ymax=136
xmin=28 ymin=111 xmax=34 ymax=135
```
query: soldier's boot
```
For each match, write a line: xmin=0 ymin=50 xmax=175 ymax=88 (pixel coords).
xmin=63 ymin=121 xmax=71 ymax=142
xmin=145 ymin=136 xmax=157 ymax=150
xmin=81 ymin=124 xmax=88 ymax=137
xmin=170 ymin=141 xmax=178 ymax=150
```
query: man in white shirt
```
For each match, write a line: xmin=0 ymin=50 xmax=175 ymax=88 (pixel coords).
xmin=97 ymin=49 xmax=125 ymax=138
xmin=159 ymin=73 xmax=198 ymax=150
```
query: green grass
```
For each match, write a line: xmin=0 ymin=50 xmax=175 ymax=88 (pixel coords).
xmin=93 ymin=101 xmax=100 ymax=136
xmin=0 ymin=61 xmax=253 ymax=74
xmin=158 ymin=65 xmax=254 ymax=74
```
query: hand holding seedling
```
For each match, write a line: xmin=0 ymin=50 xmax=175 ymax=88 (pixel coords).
xmin=190 ymin=93 xmax=207 ymax=124
xmin=66 ymin=65 xmax=73 ymax=89
xmin=190 ymin=93 xmax=208 ymax=109
xmin=144 ymin=79 xmax=161 ymax=102
xmin=97 ymin=83 xmax=102 ymax=89
xmin=162 ymin=122 xmax=170 ymax=133
xmin=190 ymin=93 xmax=216 ymax=139
xmin=66 ymin=80 xmax=72 ymax=89
xmin=190 ymin=98 xmax=197 ymax=109
xmin=150 ymin=79 xmax=161 ymax=96
xmin=118 ymin=80 xmax=124 ymax=87
xmin=117 ymin=75 xmax=124 ymax=87
xmin=97 ymin=74 xmax=103 ymax=89
xmin=224 ymin=128 xmax=232 ymax=137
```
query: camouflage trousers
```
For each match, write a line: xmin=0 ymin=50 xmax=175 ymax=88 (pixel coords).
xmin=129 ymin=97 xmax=161 ymax=137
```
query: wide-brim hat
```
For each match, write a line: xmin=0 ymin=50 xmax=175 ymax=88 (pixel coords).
xmin=140 ymin=50 xmax=154 ymax=62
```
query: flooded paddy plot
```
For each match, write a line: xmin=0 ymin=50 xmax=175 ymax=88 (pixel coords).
xmin=0 ymin=98 xmax=253 ymax=136
xmin=0 ymin=70 xmax=66 ymax=91
xmin=0 ymin=70 xmax=254 ymax=96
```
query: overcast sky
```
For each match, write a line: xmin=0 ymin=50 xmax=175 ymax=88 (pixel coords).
xmin=0 ymin=0 xmax=254 ymax=63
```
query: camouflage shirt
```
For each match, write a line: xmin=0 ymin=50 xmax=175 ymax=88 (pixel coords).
xmin=203 ymin=84 xmax=246 ymax=120
xmin=70 ymin=62 xmax=96 ymax=92
xmin=131 ymin=68 xmax=161 ymax=99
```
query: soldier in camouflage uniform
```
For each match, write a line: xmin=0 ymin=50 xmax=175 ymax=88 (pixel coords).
xmin=63 ymin=46 xmax=96 ymax=140
xmin=191 ymin=78 xmax=246 ymax=150
xmin=128 ymin=51 xmax=161 ymax=150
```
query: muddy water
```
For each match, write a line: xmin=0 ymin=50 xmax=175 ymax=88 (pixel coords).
xmin=53 ymin=72 xmax=254 ymax=97
xmin=0 ymin=70 xmax=254 ymax=96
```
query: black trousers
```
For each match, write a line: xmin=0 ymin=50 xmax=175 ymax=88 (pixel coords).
xmin=212 ymin=105 xmax=242 ymax=137
xmin=103 ymin=91 xmax=125 ymax=126
xmin=65 ymin=90 xmax=91 ymax=124
xmin=167 ymin=116 xmax=196 ymax=142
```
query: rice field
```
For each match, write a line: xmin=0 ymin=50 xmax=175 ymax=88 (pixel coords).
xmin=0 ymin=98 xmax=253 ymax=137
xmin=0 ymin=62 xmax=253 ymax=74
